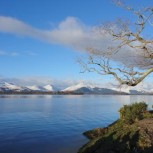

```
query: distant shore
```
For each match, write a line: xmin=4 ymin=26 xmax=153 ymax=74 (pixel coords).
xmin=0 ymin=91 xmax=153 ymax=95
xmin=0 ymin=91 xmax=84 ymax=95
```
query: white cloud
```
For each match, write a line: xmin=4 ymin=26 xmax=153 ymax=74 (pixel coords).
xmin=0 ymin=16 xmax=152 ymax=69
xmin=0 ymin=16 xmax=116 ymax=68
xmin=0 ymin=16 xmax=45 ymax=40
xmin=10 ymin=52 xmax=19 ymax=56
xmin=0 ymin=16 xmax=108 ymax=50
xmin=0 ymin=50 xmax=19 ymax=56
xmin=0 ymin=50 xmax=7 ymax=56
xmin=0 ymin=49 xmax=38 ymax=57
xmin=0 ymin=16 xmax=124 ymax=63
xmin=26 ymin=51 xmax=37 ymax=56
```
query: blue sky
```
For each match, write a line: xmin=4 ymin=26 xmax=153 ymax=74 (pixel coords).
xmin=0 ymin=0 xmax=153 ymax=86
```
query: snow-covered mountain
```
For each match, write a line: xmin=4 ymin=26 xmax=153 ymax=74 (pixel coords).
xmin=62 ymin=83 xmax=153 ymax=94
xmin=62 ymin=83 xmax=94 ymax=92
xmin=62 ymin=83 xmax=127 ymax=94
xmin=26 ymin=85 xmax=45 ymax=91
xmin=43 ymin=84 xmax=58 ymax=91
xmin=111 ymin=84 xmax=153 ymax=95
xmin=0 ymin=82 xmax=28 ymax=92
xmin=0 ymin=82 xmax=57 ymax=92
xmin=0 ymin=82 xmax=153 ymax=94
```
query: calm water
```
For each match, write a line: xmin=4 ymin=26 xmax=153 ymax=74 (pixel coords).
xmin=0 ymin=95 xmax=153 ymax=153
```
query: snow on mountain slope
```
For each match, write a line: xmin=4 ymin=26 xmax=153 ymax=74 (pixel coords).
xmin=0 ymin=82 xmax=57 ymax=92
xmin=0 ymin=82 xmax=23 ymax=91
xmin=0 ymin=81 xmax=153 ymax=94
xmin=43 ymin=85 xmax=57 ymax=91
xmin=43 ymin=85 xmax=53 ymax=91
xmin=62 ymin=83 xmax=94 ymax=91
xmin=91 ymin=87 xmax=124 ymax=94
xmin=111 ymin=86 xmax=131 ymax=94
xmin=62 ymin=83 xmax=127 ymax=94
xmin=111 ymin=84 xmax=153 ymax=94
xmin=26 ymin=85 xmax=44 ymax=91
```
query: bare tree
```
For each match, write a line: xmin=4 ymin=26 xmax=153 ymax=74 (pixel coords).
xmin=79 ymin=1 xmax=153 ymax=86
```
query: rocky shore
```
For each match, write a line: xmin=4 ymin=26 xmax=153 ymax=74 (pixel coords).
xmin=78 ymin=103 xmax=153 ymax=153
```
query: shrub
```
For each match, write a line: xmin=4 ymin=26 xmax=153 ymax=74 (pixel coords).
xmin=119 ymin=102 xmax=147 ymax=124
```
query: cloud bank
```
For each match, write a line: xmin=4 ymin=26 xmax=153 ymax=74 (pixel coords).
xmin=0 ymin=16 xmax=110 ymax=50
xmin=0 ymin=16 xmax=152 ymax=69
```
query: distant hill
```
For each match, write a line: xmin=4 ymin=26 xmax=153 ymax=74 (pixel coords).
xmin=0 ymin=82 xmax=152 ymax=95
xmin=62 ymin=83 xmax=128 ymax=95
xmin=0 ymin=82 xmax=57 ymax=93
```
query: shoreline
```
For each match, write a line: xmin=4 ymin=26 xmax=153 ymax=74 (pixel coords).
xmin=0 ymin=92 xmax=153 ymax=95
xmin=78 ymin=103 xmax=153 ymax=153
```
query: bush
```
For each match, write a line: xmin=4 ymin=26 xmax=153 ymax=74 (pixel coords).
xmin=119 ymin=102 xmax=147 ymax=124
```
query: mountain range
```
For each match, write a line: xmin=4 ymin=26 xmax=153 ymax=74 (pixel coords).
xmin=0 ymin=82 xmax=152 ymax=95
xmin=0 ymin=82 xmax=56 ymax=93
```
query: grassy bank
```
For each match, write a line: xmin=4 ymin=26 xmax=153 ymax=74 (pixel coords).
xmin=78 ymin=102 xmax=153 ymax=153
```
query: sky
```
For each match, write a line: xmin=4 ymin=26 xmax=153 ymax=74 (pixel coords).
xmin=0 ymin=0 xmax=153 ymax=87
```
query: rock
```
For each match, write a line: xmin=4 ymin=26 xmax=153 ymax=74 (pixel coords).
xmin=83 ymin=128 xmax=106 ymax=140
xmin=78 ymin=119 xmax=153 ymax=153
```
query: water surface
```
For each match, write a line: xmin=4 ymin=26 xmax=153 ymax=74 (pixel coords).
xmin=0 ymin=95 xmax=153 ymax=153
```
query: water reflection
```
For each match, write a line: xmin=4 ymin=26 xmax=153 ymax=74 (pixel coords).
xmin=0 ymin=95 xmax=153 ymax=153
xmin=0 ymin=94 xmax=53 ymax=99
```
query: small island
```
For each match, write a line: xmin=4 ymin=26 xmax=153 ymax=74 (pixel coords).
xmin=78 ymin=102 xmax=153 ymax=153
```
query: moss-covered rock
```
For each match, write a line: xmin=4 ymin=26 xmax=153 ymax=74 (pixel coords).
xmin=83 ymin=128 xmax=106 ymax=140
xmin=78 ymin=103 xmax=153 ymax=153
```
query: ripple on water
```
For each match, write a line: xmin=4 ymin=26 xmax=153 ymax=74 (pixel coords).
xmin=0 ymin=95 xmax=153 ymax=153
